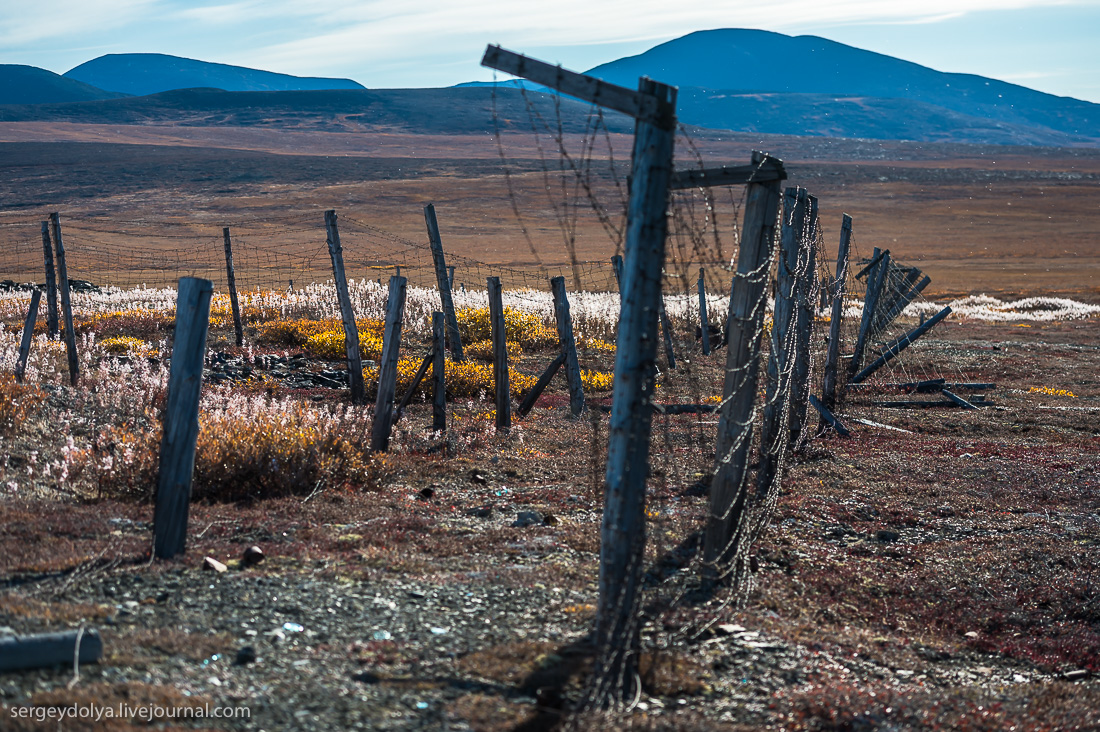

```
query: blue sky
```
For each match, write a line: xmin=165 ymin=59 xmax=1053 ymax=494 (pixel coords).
xmin=2 ymin=1 xmax=1099 ymax=103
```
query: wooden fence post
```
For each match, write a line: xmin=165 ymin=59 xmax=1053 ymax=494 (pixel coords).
xmin=14 ymin=290 xmax=41 ymax=383
xmin=424 ymin=204 xmax=464 ymax=361
xmin=432 ymin=311 xmax=446 ymax=432
xmin=517 ymin=352 xmax=566 ymax=417
xmin=40 ymin=222 xmax=58 ymax=339
xmin=611 ymin=254 xmax=624 ymax=296
xmin=594 ymin=76 xmax=677 ymax=706
xmin=658 ymin=297 xmax=676 ymax=368
xmin=488 ymin=277 xmax=511 ymax=431
xmin=821 ymin=214 xmax=852 ymax=414
xmin=49 ymin=213 xmax=78 ymax=387
xmin=153 ymin=277 xmax=213 ymax=560
xmin=789 ymin=194 xmax=819 ymax=444
xmin=324 ymin=210 xmax=365 ymax=404
xmin=754 ymin=187 xmax=803 ymax=502
xmin=698 ymin=267 xmax=710 ymax=355
xmin=703 ymin=151 xmax=784 ymax=580
xmin=550 ymin=276 xmax=586 ymax=417
xmin=849 ymin=248 xmax=890 ymax=377
xmin=371 ymin=276 xmax=407 ymax=452
xmin=222 ymin=227 xmax=244 ymax=347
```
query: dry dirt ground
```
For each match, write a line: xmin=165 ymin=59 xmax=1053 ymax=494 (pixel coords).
xmin=1 ymin=316 xmax=1097 ymax=731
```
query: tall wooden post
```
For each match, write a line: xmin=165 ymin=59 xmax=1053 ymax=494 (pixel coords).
xmin=658 ymin=298 xmax=676 ymax=368
xmin=49 ymin=213 xmax=78 ymax=387
xmin=324 ymin=210 xmax=365 ymax=404
xmin=371 ymin=276 xmax=407 ymax=453
xmin=698 ymin=267 xmax=710 ymax=355
xmin=424 ymin=204 xmax=464 ymax=361
xmin=550 ymin=276 xmax=586 ymax=417
xmin=153 ymin=277 xmax=213 ymax=560
xmin=222 ymin=227 xmax=244 ymax=347
xmin=487 ymin=277 xmax=511 ymax=432
xmin=703 ymin=152 xmax=784 ymax=580
xmin=611 ymin=254 xmax=624 ymax=296
xmin=432 ymin=312 xmax=446 ymax=432
xmin=754 ymin=187 xmax=803 ymax=502
xmin=14 ymin=290 xmax=41 ymax=383
xmin=40 ymin=222 xmax=58 ymax=339
xmin=821 ymin=214 xmax=852 ymax=413
xmin=594 ymin=77 xmax=677 ymax=706
xmin=789 ymin=194 xmax=819 ymax=444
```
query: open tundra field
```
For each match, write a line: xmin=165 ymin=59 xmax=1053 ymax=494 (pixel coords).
xmin=0 ymin=276 xmax=1097 ymax=730
xmin=0 ymin=122 xmax=1098 ymax=730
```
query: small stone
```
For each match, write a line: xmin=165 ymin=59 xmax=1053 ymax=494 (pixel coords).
xmin=470 ymin=472 xmax=488 ymax=485
xmin=417 ymin=487 xmax=435 ymax=501
xmin=875 ymin=530 xmax=900 ymax=543
xmin=965 ymin=631 xmax=980 ymax=639
xmin=465 ymin=506 xmax=493 ymax=519
xmin=542 ymin=513 xmax=560 ymax=526
xmin=1064 ymin=669 xmax=1089 ymax=681
xmin=715 ymin=623 xmax=746 ymax=636
xmin=242 ymin=546 xmax=265 ymax=566
xmin=234 ymin=646 xmax=257 ymax=665
xmin=512 ymin=511 xmax=544 ymax=528
xmin=202 ymin=556 xmax=228 ymax=573
xmin=353 ymin=671 xmax=381 ymax=684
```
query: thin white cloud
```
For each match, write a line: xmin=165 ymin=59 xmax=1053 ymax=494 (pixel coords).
xmin=0 ymin=0 xmax=160 ymax=46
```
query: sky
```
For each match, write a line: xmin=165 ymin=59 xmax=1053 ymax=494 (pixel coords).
xmin=2 ymin=0 xmax=1099 ymax=103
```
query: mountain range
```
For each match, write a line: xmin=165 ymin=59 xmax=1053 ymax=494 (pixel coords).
xmin=1 ymin=32 xmax=1097 ymax=146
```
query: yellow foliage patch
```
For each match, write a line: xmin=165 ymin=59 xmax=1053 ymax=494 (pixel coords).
xmin=455 ymin=307 xmax=557 ymax=350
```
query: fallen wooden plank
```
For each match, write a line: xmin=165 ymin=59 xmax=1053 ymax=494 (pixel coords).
xmin=941 ymin=388 xmax=979 ymax=410
xmin=809 ymin=394 xmax=850 ymax=436
xmin=874 ymin=398 xmax=992 ymax=408
xmin=0 ymin=629 xmax=103 ymax=672
xmin=848 ymin=381 xmax=996 ymax=393
xmin=849 ymin=305 xmax=952 ymax=384
xmin=850 ymin=417 xmax=913 ymax=434
xmin=517 ymin=352 xmax=566 ymax=417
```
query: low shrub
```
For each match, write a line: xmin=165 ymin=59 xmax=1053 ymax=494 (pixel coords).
xmin=455 ymin=307 xmax=557 ymax=350
xmin=580 ymin=369 xmax=614 ymax=392
xmin=464 ymin=339 xmax=523 ymax=362
xmin=363 ymin=358 xmax=536 ymax=400
xmin=99 ymin=336 xmax=155 ymax=357
xmin=0 ymin=375 xmax=45 ymax=434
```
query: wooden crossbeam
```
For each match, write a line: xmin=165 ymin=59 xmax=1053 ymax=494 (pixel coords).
xmin=854 ymin=248 xmax=890 ymax=280
xmin=669 ymin=161 xmax=787 ymax=189
xmin=849 ymin=305 xmax=952 ymax=384
xmin=481 ymin=45 xmax=675 ymax=129
xmin=848 ymin=381 xmax=996 ymax=393
xmin=809 ymin=394 xmax=850 ymax=436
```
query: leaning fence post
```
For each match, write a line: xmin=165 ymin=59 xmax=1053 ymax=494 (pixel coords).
xmin=821 ymin=214 xmax=852 ymax=413
xmin=432 ymin=312 xmax=446 ymax=432
xmin=789 ymin=194 xmax=819 ymax=445
xmin=40 ymin=222 xmax=58 ymax=339
xmin=698 ymin=267 xmax=710 ymax=355
xmin=595 ymin=76 xmax=677 ymax=705
xmin=850 ymin=248 xmax=890 ymax=377
xmin=488 ymin=277 xmax=511 ymax=431
xmin=153 ymin=277 xmax=213 ymax=560
xmin=703 ymin=151 xmax=784 ymax=581
xmin=550 ymin=276 xmax=586 ymax=417
xmin=371 ymin=276 xmax=407 ymax=452
xmin=49 ymin=213 xmax=78 ymax=387
xmin=849 ymin=305 xmax=952 ymax=385
xmin=222 ymin=227 xmax=244 ymax=347
xmin=14 ymin=290 xmax=41 ymax=383
xmin=424 ymin=204 xmax=464 ymax=361
xmin=324 ymin=210 xmax=365 ymax=404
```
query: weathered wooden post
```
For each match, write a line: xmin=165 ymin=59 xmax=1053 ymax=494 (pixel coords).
xmin=432 ymin=312 xmax=446 ymax=432
xmin=789 ymin=194 xmax=819 ymax=444
xmin=849 ymin=248 xmax=890 ymax=377
xmin=698 ymin=267 xmax=710 ymax=355
xmin=658 ymin=297 xmax=676 ymax=368
xmin=40 ymin=222 xmax=58 ymax=339
xmin=820 ymin=214 xmax=852 ymax=414
xmin=0 ymin=629 xmax=103 ymax=672
xmin=371 ymin=276 xmax=407 ymax=452
xmin=517 ymin=353 xmax=566 ymax=417
xmin=754 ymin=187 xmax=803 ymax=501
xmin=153 ymin=277 xmax=213 ymax=560
xmin=447 ymin=266 xmax=456 ymax=291
xmin=703 ymin=151 xmax=784 ymax=581
xmin=49 ymin=213 xmax=78 ymax=387
xmin=221 ymin=227 xmax=244 ymax=347
xmin=550 ymin=276 xmax=586 ymax=417
xmin=424 ymin=204 xmax=464 ymax=361
xmin=324 ymin=210 xmax=365 ymax=404
xmin=487 ymin=276 xmax=511 ymax=431
xmin=14 ymin=290 xmax=41 ymax=383
xmin=611 ymin=254 xmax=624 ymax=296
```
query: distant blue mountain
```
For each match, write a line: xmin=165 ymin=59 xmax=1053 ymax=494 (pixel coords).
xmin=583 ymin=29 xmax=1099 ymax=141
xmin=0 ymin=65 xmax=126 ymax=104
xmin=64 ymin=53 xmax=365 ymax=96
